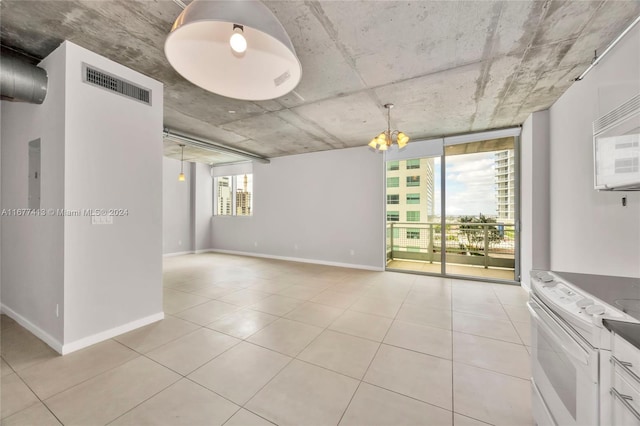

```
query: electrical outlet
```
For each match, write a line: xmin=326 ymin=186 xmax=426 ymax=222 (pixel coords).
xmin=350 ymin=249 xmax=355 ymax=256
xmin=56 ymin=304 xmax=59 ymax=318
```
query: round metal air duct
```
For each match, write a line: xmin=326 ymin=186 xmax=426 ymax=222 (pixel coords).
xmin=0 ymin=54 xmax=48 ymax=104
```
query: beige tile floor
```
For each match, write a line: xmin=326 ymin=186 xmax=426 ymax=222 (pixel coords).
xmin=0 ymin=253 xmax=533 ymax=426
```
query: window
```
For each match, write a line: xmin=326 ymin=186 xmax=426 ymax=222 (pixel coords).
xmin=387 ymin=194 xmax=399 ymax=204
xmin=407 ymin=228 xmax=420 ymax=239
xmin=407 ymin=176 xmax=420 ymax=186
xmin=387 ymin=211 xmax=399 ymax=222
xmin=235 ymin=174 xmax=253 ymax=216
xmin=406 ymin=211 xmax=420 ymax=222
xmin=387 ymin=161 xmax=399 ymax=171
xmin=387 ymin=177 xmax=399 ymax=188
xmin=216 ymin=176 xmax=232 ymax=216
xmin=215 ymin=174 xmax=253 ymax=216
xmin=406 ymin=193 xmax=420 ymax=204
xmin=406 ymin=159 xmax=420 ymax=169
xmin=407 ymin=246 xmax=421 ymax=252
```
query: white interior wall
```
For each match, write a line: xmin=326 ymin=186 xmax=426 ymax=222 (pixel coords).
xmin=163 ymin=156 xmax=192 ymax=254
xmin=520 ymin=110 xmax=550 ymax=288
xmin=62 ymin=42 xmax=164 ymax=348
xmin=549 ymin=25 xmax=640 ymax=278
xmin=0 ymin=44 xmax=67 ymax=346
xmin=211 ymin=146 xmax=385 ymax=270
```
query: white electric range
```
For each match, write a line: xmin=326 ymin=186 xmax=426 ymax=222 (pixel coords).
xmin=528 ymin=270 xmax=640 ymax=426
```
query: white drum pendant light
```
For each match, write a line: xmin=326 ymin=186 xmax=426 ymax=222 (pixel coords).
xmin=165 ymin=0 xmax=302 ymax=101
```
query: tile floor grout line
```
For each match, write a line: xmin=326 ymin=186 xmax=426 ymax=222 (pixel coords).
xmin=2 ymin=371 xmax=64 ymax=425
xmin=239 ymin=278 xmax=383 ymax=425
xmin=359 ymin=375 xmax=454 ymax=414
xmin=104 ymin=371 xmax=183 ymax=426
xmin=452 ymin=358 xmax=531 ymax=382
xmin=360 ymin=377 xmax=456 ymax=413
xmin=221 ymin=406 xmax=278 ymax=426
xmin=15 ymin=341 xmax=141 ymax=404
xmin=454 ymin=411 xmax=497 ymax=425
xmin=451 ymin=329 xmax=527 ymax=346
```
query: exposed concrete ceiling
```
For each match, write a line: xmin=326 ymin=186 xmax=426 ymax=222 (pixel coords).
xmin=2 ymin=1 xmax=639 ymax=164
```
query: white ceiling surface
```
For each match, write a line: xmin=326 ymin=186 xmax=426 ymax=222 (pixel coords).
xmin=1 ymin=1 xmax=639 ymax=164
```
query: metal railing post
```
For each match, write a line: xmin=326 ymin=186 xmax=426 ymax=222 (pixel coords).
xmin=390 ymin=222 xmax=394 ymax=260
xmin=428 ymin=223 xmax=434 ymax=263
xmin=484 ymin=224 xmax=489 ymax=269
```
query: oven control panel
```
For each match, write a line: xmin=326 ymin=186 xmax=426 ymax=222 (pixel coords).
xmin=531 ymin=271 xmax=628 ymax=325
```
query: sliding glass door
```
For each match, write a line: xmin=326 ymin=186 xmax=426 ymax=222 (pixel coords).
xmin=443 ymin=139 xmax=516 ymax=281
xmin=385 ymin=131 xmax=519 ymax=282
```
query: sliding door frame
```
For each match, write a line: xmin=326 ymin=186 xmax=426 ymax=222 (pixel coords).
xmin=384 ymin=127 xmax=522 ymax=284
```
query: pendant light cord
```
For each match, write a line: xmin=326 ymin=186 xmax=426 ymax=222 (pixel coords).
xmin=180 ymin=144 xmax=185 ymax=173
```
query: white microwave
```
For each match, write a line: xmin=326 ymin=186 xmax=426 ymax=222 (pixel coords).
xmin=593 ymin=94 xmax=640 ymax=191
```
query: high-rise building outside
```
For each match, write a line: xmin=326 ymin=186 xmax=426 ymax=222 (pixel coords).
xmin=495 ymin=150 xmax=515 ymax=223
xmin=217 ymin=176 xmax=232 ymax=215
xmin=236 ymin=174 xmax=252 ymax=216
xmin=386 ymin=158 xmax=436 ymax=223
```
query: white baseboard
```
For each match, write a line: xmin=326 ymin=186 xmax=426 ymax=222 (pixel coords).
xmin=0 ymin=304 xmax=64 ymax=353
xmin=0 ymin=306 xmax=164 ymax=355
xmin=207 ymin=249 xmax=384 ymax=272
xmin=163 ymin=250 xmax=194 ymax=257
xmin=194 ymin=249 xmax=213 ymax=254
xmin=61 ymin=312 xmax=164 ymax=354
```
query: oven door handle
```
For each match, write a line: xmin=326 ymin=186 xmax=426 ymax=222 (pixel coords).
xmin=527 ymin=301 xmax=590 ymax=367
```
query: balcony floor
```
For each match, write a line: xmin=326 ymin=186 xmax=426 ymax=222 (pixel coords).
xmin=386 ymin=259 xmax=516 ymax=282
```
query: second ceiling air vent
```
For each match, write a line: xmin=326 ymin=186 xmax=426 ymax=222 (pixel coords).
xmin=82 ymin=63 xmax=151 ymax=105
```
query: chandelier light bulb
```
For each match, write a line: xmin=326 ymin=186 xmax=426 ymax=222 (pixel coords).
xmin=230 ymin=26 xmax=247 ymax=53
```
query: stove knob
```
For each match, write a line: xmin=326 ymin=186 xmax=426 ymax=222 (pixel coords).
xmin=586 ymin=305 xmax=605 ymax=316
xmin=577 ymin=298 xmax=594 ymax=309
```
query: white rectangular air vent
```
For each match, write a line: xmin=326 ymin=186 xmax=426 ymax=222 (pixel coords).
xmin=82 ymin=63 xmax=151 ymax=105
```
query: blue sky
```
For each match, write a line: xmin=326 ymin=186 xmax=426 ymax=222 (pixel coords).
xmin=433 ymin=152 xmax=497 ymax=217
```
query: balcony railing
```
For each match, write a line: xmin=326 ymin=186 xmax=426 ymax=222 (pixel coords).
xmin=386 ymin=222 xmax=515 ymax=269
